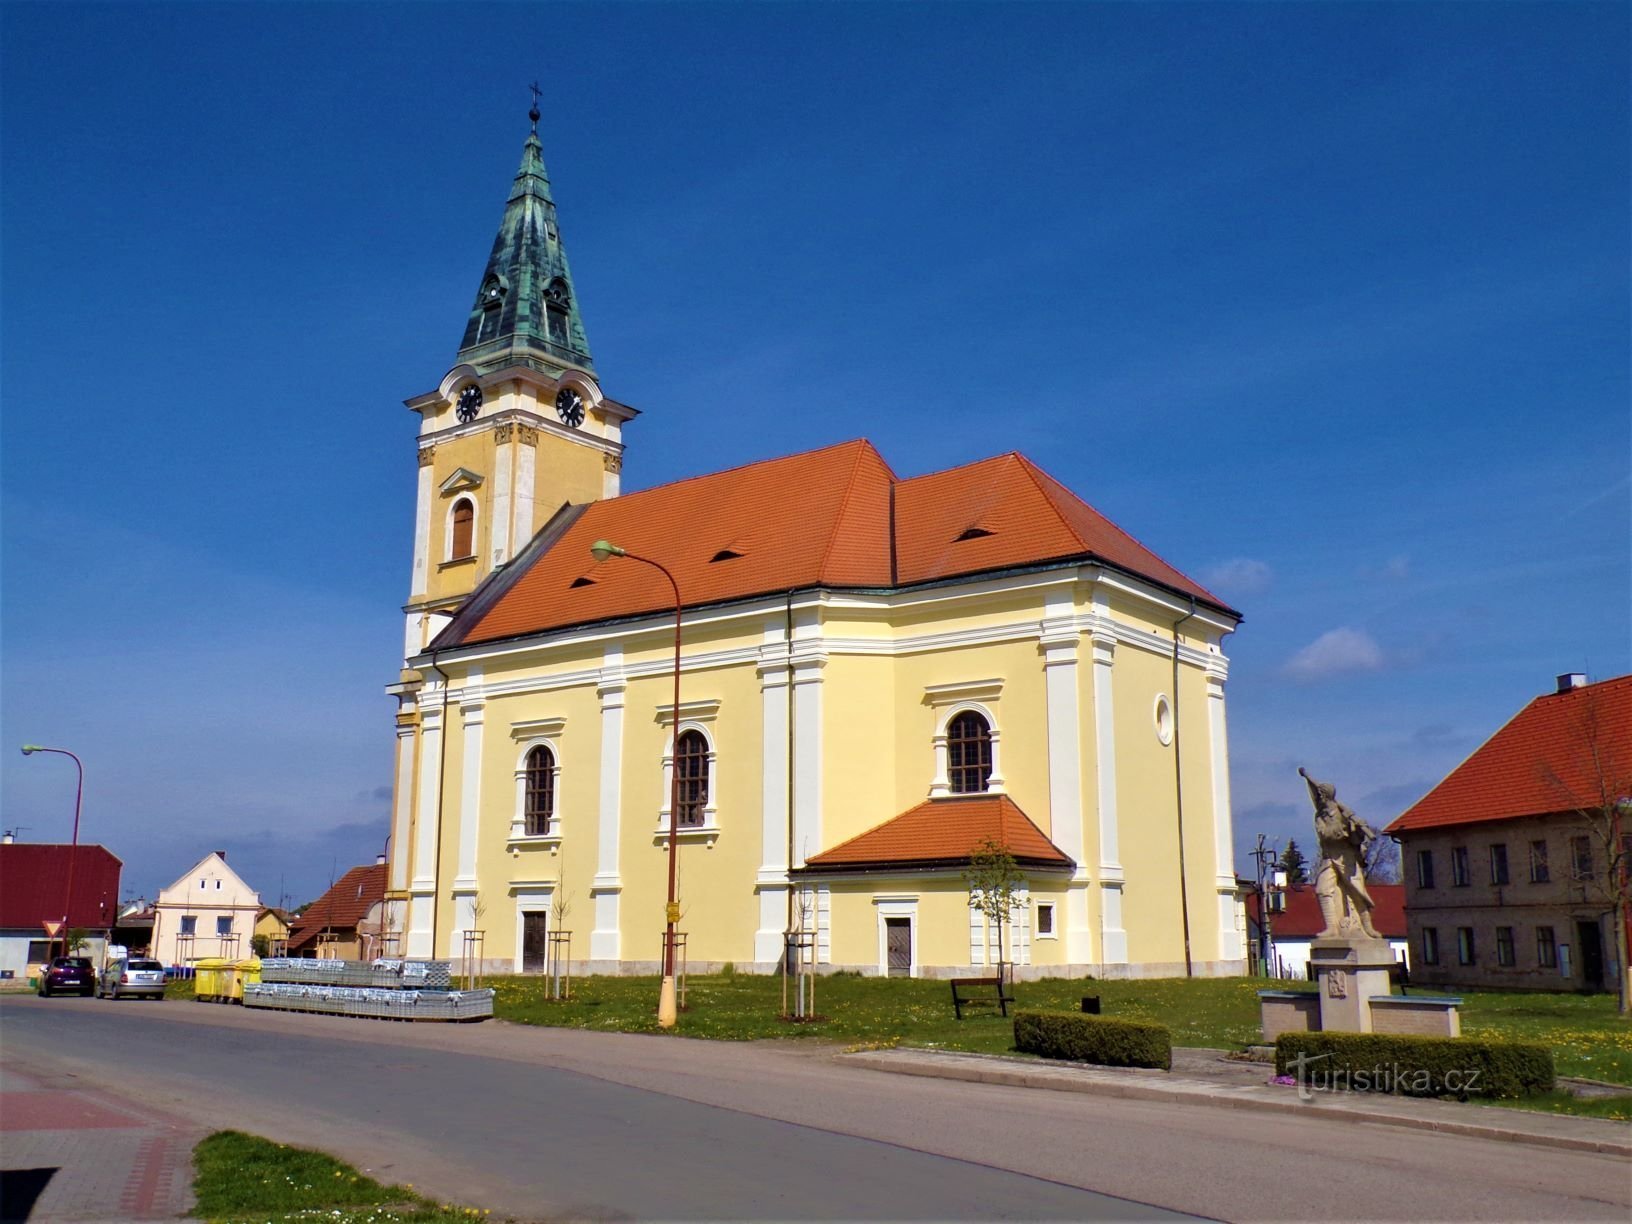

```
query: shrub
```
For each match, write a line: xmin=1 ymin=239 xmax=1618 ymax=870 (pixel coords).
xmin=1275 ymin=1031 xmax=1554 ymax=1099
xmin=1013 ymin=1009 xmax=1171 ymax=1070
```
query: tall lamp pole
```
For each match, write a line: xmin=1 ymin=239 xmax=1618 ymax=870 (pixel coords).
xmin=589 ymin=539 xmax=684 ymax=1028
xmin=21 ymin=745 xmax=84 ymax=959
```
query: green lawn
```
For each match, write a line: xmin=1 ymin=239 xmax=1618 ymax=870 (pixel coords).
xmin=491 ymin=971 xmax=1632 ymax=1084
xmin=192 ymin=1131 xmax=493 ymax=1223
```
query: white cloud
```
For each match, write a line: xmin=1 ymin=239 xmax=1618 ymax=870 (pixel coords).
xmin=1198 ymin=557 xmax=1273 ymax=595
xmin=1283 ymin=627 xmax=1386 ymax=682
xmin=1360 ymin=555 xmax=1410 ymax=581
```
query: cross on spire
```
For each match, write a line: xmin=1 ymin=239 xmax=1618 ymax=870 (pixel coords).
xmin=528 ymin=81 xmax=541 ymax=131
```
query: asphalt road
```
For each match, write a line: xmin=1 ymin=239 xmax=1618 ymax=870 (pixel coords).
xmin=3 ymin=996 xmax=1627 ymax=1222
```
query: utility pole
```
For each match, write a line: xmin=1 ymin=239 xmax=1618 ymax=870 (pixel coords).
xmin=1250 ymin=835 xmax=1280 ymax=977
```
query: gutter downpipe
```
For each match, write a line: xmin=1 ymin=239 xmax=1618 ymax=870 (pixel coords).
xmin=785 ymin=590 xmax=797 ymax=964
xmin=1172 ymin=595 xmax=1199 ymax=978
xmin=426 ymin=647 xmax=452 ymax=961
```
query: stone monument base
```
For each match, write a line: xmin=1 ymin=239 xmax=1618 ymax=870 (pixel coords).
xmin=1308 ymin=936 xmax=1396 ymax=1033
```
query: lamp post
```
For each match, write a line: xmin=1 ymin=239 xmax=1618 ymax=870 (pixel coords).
xmin=21 ymin=745 xmax=84 ymax=960
xmin=589 ymin=538 xmax=684 ymax=1028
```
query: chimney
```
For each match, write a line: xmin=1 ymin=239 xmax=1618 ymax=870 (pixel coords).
xmin=214 ymin=850 xmax=227 ymax=860
xmin=375 ymin=853 xmax=387 ymax=866
xmin=1556 ymin=673 xmax=1588 ymax=694
xmin=2 ymin=831 xmax=12 ymax=844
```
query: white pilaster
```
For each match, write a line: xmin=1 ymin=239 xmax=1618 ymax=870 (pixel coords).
xmin=491 ymin=442 xmax=513 ymax=565
xmin=410 ymin=463 xmax=432 ymax=598
xmin=590 ymin=647 xmax=625 ymax=962
xmin=1207 ymin=658 xmax=1242 ymax=961
xmin=513 ymin=439 xmax=536 ymax=555
xmin=791 ymin=653 xmax=825 ymax=867
xmin=407 ymin=696 xmax=444 ymax=959
xmin=453 ymin=672 xmax=484 ymax=891
xmin=390 ymin=726 xmax=415 ymax=893
xmin=1040 ymin=592 xmax=1091 ymax=964
xmin=755 ymin=622 xmax=793 ymax=963
xmin=1091 ymin=622 xmax=1127 ymax=964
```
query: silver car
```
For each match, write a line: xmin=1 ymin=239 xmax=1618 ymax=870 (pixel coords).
xmin=99 ymin=957 xmax=167 ymax=1000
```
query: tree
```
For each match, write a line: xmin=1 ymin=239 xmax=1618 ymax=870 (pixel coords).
xmin=1540 ymin=685 xmax=1632 ymax=1015
xmin=964 ymin=837 xmax=1025 ymax=979
xmin=1278 ymin=840 xmax=1309 ymax=884
xmin=1362 ymin=833 xmax=1401 ymax=884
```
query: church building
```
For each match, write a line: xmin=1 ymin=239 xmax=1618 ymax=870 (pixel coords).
xmin=384 ymin=111 xmax=1246 ymax=978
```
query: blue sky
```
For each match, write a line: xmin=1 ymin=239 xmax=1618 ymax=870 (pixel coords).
xmin=3 ymin=2 xmax=1627 ymax=906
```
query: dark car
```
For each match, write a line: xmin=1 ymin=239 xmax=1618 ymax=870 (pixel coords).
xmin=38 ymin=956 xmax=96 ymax=997
xmin=98 ymin=957 xmax=166 ymax=1000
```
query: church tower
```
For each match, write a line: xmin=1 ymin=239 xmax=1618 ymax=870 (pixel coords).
xmin=399 ymin=103 xmax=638 ymax=661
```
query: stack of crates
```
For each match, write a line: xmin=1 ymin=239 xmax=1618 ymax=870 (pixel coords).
xmin=244 ymin=958 xmax=490 ymax=1022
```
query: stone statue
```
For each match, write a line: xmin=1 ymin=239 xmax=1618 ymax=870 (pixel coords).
xmin=1299 ymin=767 xmax=1382 ymax=940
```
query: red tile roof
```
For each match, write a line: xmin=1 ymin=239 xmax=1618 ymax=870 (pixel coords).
xmin=0 ymin=844 xmax=122 ymax=929
xmin=1244 ymin=882 xmax=1407 ymax=939
xmin=287 ymin=864 xmax=387 ymax=951
xmin=445 ymin=440 xmax=1233 ymax=648
xmin=1386 ymin=675 xmax=1632 ymax=833
xmin=797 ymin=794 xmax=1073 ymax=873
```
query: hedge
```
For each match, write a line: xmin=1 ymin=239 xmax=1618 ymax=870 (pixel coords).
xmin=1013 ymin=1009 xmax=1172 ymax=1070
xmin=1275 ymin=1031 xmax=1554 ymax=1099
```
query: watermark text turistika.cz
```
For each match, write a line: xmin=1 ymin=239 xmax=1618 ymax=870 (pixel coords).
xmin=1284 ymin=1051 xmax=1482 ymax=1101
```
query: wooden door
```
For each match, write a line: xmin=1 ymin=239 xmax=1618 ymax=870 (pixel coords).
xmin=523 ymin=912 xmax=548 ymax=973
xmin=885 ymin=917 xmax=912 ymax=977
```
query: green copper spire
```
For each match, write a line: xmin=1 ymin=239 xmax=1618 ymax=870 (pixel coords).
xmin=457 ymin=108 xmax=594 ymax=373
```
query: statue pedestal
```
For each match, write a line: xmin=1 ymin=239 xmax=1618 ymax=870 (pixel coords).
xmin=1309 ymin=937 xmax=1396 ymax=1033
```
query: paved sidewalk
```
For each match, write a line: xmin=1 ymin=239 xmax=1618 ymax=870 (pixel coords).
xmin=842 ymin=1045 xmax=1632 ymax=1157
xmin=0 ymin=1058 xmax=199 ymax=1222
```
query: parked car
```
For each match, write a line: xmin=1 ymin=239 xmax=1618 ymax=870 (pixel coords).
xmin=37 ymin=956 xmax=96 ymax=997
xmin=98 ymin=957 xmax=167 ymax=1000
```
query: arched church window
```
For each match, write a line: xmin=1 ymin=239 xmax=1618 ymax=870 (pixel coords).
xmin=675 ymin=729 xmax=710 ymax=828
xmin=524 ymin=745 xmax=556 ymax=837
xmin=946 ymin=711 xmax=993 ymax=794
xmin=450 ymin=498 xmax=475 ymax=559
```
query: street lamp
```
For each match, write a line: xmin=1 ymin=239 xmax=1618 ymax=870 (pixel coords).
xmin=21 ymin=745 xmax=84 ymax=960
xmin=588 ymin=539 xmax=685 ymax=1028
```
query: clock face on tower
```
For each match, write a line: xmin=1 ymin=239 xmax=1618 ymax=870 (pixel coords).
xmin=555 ymin=386 xmax=585 ymax=428
xmin=456 ymin=385 xmax=483 ymax=424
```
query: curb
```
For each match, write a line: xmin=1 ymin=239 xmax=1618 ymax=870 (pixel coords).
xmin=842 ymin=1049 xmax=1632 ymax=1157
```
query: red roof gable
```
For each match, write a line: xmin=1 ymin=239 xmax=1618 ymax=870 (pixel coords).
xmin=797 ymin=794 xmax=1073 ymax=873
xmin=1386 ymin=675 xmax=1632 ymax=833
xmin=287 ymin=864 xmax=387 ymax=951
xmin=1245 ymin=882 xmax=1407 ymax=939
xmin=0 ymin=844 xmax=122 ymax=929
xmin=444 ymin=440 xmax=1234 ymax=648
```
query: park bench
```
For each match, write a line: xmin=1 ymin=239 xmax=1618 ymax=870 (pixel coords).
xmin=950 ymin=974 xmax=1014 ymax=1020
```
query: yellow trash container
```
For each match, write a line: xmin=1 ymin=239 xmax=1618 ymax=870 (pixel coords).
xmin=229 ymin=958 xmax=261 ymax=1002
xmin=192 ymin=958 xmax=230 ymax=1002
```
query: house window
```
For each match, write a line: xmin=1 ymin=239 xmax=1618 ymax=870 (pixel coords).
xmin=1496 ymin=926 xmax=1515 ymax=967
xmin=180 ymin=915 xmax=197 ymax=936
xmin=524 ymin=745 xmax=556 ymax=836
xmin=449 ymin=498 xmax=475 ymax=559
xmin=1529 ymin=839 xmax=1549 ymax=883
xmin=1536 ymin=926 xmax=1557 ymax=968
xmin=1571 ymin=835 xmax=1594 ymax=880
xmin=1415 ymin=849 xmax=1435 ymax=889
xmin=1421 ymin=927 xmax=1439 ymax=965
xmin=26 ymin=940 xmax=52 ymax=962
xmin=1451 ymin=846 xmax=1470 ymax=887
xmin=946 ymin=711 xmax=993 ymax=794
xmin=1456 ymin=927 xmax=1475 ymax=965
xmin=1489 ymin=844 xmax=1509 ymax=887
xmin=1036 ymin=902 xmax=1056 ymax=938
xmin=674 ymin=729 xmax=710 ymax=828
xmin=215 ymin=879 xmax=221 ymax=890
xmin=216 ymin=916 xmax=232 ymax=937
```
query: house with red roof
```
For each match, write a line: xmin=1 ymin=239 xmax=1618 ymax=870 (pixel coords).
xmin=378 ymin=112 xmax=1247 ymax=980
xmin=286 ymin=862 xmax=389 ymax=959
xmin=0 ymin=841 xmax=122 ymax=980
xmin=1244 ymin=883 xmax=1409 ymax=981
xmin=1385 ymin=673 xmax=1631 ymax=993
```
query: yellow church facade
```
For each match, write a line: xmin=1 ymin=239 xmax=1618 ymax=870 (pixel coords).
xmin=383 ymin=115 xmax=1245 ymax=979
